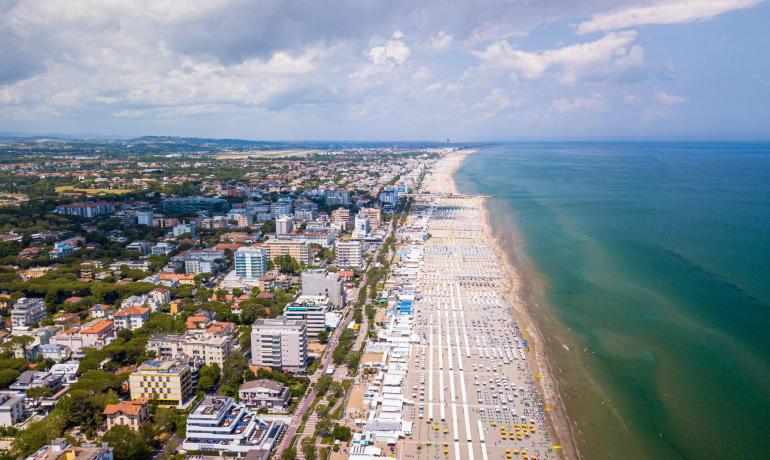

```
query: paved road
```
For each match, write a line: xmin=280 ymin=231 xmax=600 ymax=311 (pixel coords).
xmin=275 ymin=308 xmax=353 ymax=457
xmin=275 ymin=222 xmax=394 ymax=457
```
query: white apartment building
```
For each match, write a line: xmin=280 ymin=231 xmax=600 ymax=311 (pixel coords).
xmin=275 ymin=215 xmax=294 ymax=235
xmin=234 ymin=246 xmax=268 ymax=281
xmin=251 ymin=318 xmax=307 ymax=371
xmin=301 ymin=269 xmax=345 ymax=308
xmin=352 ymin=212 xmax=371 ymax=239
xmin=10 ymin=298 xmax=47 ymax=330
xmin=182 ymin=396 xmax=284 ymax=455
xmin=0 ymin=392 xmax=25 ymax=426
xmin=336 ymin=239 xmax=363 ymax=268
xmin=283 ymin=297 xmax=329 ymax=340
xmin=113 ymin=306 xmax=150 ymax=330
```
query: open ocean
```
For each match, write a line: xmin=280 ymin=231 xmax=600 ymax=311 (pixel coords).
xmin=454 ymin=143 xmax=770 ymax=460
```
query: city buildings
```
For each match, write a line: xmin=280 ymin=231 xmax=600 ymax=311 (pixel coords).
xmin=352 ymin=211 xmax=371 ymax=239
xmin=126 ymin=241 xmax=151 ymax=255
xmin=284 ymin=297 xmax=330 ymax=340
xmin=113 ymin=306 xmax=150 ymax=330
xmin=234 ymin=246 xmax=269 ymax=281
xmin=10 ymin=297 xmax=47 ymax=330
xmin=146 ymin=331 xmax=234 ymax=367
xmin=10 ymin=371 xmax=63 ymax=392
xmin=378 ymin=187 xmax=399 ymax=206
xmin=103 ymin=399 xmax=149 ymax=431
xmin=336 ymin=239 xmax=363 ymax=268
xmin=360 ymin=207 xmax=382 ymax=230
xmin=275 ymin=215 xmax=294 ymax=235
xmin=26 ymin=439 xmax=114 ymax=460
xmin=128 ymin=360 xmax=195 ymax=408
xmin=301 ymin=269 xmax=345 ymax=308
xmin=250 ymin=318 xmax=307 ymax=371
xmin=161 ymin=196 xmax=229 ymax=214
xmin=182 ymin=396 xmax=284 ymax=456
xmin=0 ymin=392 xmax=25 ymax=426
xmin=331 ymin=207 xmax=351 ymax=229
xmin=238 ymin=379 xmax=290 ymax=412
xmin=325 ymin=189 xmax=351 ymax=206
xmin=54 ymin=201 xmax=115 ymax=218
xmin=179 ymin=249 xmax=226 ymax=275
xmin=262 ymin=237 xmax=311 ymax=265
xmin=50 ymin=319 xmax=116 ymax=353
xmin=136 ymin=211 xmax=153 ymax=226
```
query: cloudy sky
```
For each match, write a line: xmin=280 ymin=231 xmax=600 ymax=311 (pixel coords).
xmin=1 ymin=0 xmax=768 ymax=141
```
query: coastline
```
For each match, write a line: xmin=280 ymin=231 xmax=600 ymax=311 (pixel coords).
xmin=431 ymin=148 xmax=581 ymax=460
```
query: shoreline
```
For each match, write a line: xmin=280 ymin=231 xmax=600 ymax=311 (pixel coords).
xmin=432 ymin=148 xmax=581 ymax=460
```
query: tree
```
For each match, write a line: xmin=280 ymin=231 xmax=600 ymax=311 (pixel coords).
xmin=0 ymin=369 xmax=20 ymax=389
xmin=26 ymin=386 xmax=53 ymax=400
xmin=198 ymin=364 xmax=220 ymax=392
xmin=317 ymin=329 xmax=330 ymax=344
xmin=102 ymin=425 xmax=151 ymax=460
xmin=1 ymin=335 xmax=34 ymax=359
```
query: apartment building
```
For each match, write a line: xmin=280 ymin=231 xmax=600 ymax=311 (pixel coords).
xmin=113 ymin=306 xmax=150 ymax=330
xmin=251 ymin=318 xmax=307 ymax=371
xmin=0 ymin=392 xmax=25 ymax=426
xmin=301 ymin=269 xmax=345 ymax=308
xmin=360 ymin=207 xmax=382 ymax=230
xmin=50 ymin=319 xmax=116 ymax=353
xmin=263 ymin=237 xmax=311 ymax=265
xmin=128 ymin=360 xmax=195 ymax=408
xmin=275 ymin=215 xmax=294 ymax=235
xmin=182 ymin=396 xmax=284 ymax=455
xmin=238 ymin=380 xmax=290 ymax=412
xmin=284 ymin=297 xmax=329 ymax=340
xmin=146 ymin=331 xmax=233 ymax=367
xmin=234 ymin=246 xmax=269 ymax=281
xmin=336 ymin=239 xmax=363 ymax=268
xmin=10 ymin=297 xmax=47 ymax=330
xmin=54 ymin=201 xmax=115 ymax=218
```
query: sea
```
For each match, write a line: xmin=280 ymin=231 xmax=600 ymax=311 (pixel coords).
xmin=453 ymin=142 xmax=770 ymax=460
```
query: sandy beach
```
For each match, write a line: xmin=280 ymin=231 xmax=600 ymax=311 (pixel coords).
xmin=424 ymin=149 xmax=580 ymax=460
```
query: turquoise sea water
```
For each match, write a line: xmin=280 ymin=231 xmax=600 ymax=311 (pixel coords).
xmin=454 ymin=143 xmax=770 ymax=460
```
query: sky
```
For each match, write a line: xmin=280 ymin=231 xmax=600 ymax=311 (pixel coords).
xmin=1 ymin=0 xmax=769 ymax=141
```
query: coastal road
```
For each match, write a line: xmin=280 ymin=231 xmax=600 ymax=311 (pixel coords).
xmin=275 ymin=308 xmax=354 ymax=457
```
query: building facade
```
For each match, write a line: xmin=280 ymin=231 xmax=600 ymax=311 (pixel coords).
xmin=128 ymin=360 xmax=195 ymax=408
xmin=336 ymin=240 xmax=363 ymax=268
xmin=182 ymin=396 xmax=284 ymax=455
xmin=263 ymin=238 xmax=311 ymax=265
xmin=10 ymin=297 xmax=47 ymax=330
xmin=238 ymin=380 xmax=290 ymax=412
xmin=234 ymin=247 xmax=268 ymax=280
xmin=146 ymin=331 xmax=233 ymax=367
xmin=250 ymin=318 xmax=307 ymax=371
xmin=301 ymin=269 xmax=345 ymax=308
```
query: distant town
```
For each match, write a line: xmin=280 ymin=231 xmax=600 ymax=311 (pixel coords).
xmin=0 ymin=136 xmax=448 ymax=459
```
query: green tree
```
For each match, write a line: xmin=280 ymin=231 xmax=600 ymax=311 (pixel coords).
xmin=102 ymin=425 xmax=152 ymax=460
xmin=317 ymin=329 xmax=330 ymax=344
xmin=26 ymin=386 xmax=53 ymax=400
xmin=198 ymin=363 xmax=220 ymax=392
xmin=0 ymin=369 xmax=20 ymax=389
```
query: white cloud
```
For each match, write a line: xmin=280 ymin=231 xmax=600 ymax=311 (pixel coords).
xmin=656 ymin=91 xmax=686 ymax=104
xmin=577 ymin=0 xmax=762 ymax=34
xmin=368 ymin=32 xmax=411 ymax=65
xmin=473 ymin=31 xmax=640 ymax=83
xmin=550 ymin=94 xmax=604 ymax=113
xmin=428 ymin=31 xmax=454 ymax=50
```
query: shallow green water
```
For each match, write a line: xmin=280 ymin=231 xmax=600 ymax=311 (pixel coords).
xmin=454 ymin=143 xmax=770 ymax=460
